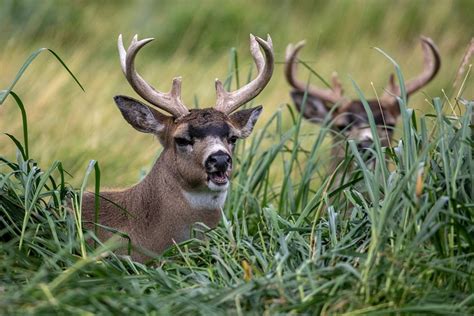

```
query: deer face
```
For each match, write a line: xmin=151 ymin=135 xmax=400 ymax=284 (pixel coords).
xmin=114 ymin=34 xmax=273 ymax=194
xmin=290 ymin=91 xmax=398 ymax=150
xmin=172 ymin=107 xmax=262 ymax=191
xmin=286 ymin=37 xmax=440 ymax=155
xmin=114 ymin=98 xmax=262 ymax=192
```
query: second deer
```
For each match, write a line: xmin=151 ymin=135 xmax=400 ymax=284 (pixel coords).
xmin=285 ymin=37 xmax=440 ymax=171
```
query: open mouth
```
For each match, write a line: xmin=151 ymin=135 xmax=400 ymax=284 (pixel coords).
xmin=208 ymin=170 xmax=231 ymax=186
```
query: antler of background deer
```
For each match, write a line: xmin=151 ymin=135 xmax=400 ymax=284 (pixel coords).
xmin=285 ymin=40 xmax=344 ymax=104
xmin=381 ymin=36 xmax=441 ymax=103
xmin=119 ymin=34 xmax=274 ymax=118
xmin=285 ymin=36 xmax=441 ymax=105
xmin=215 ymin=34 xmax=274 ymax=114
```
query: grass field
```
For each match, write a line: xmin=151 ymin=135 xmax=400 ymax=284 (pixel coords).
xmin=1 ymin=1 xmax=473 ymax=314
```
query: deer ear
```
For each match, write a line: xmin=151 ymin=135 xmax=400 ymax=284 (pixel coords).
xmin=290 ymin=91 xmax=332 ymax=123
xmin=229 ymin=105 xmax=263 ymax=138
xmin=113 ymin=95 xmax=169 ymax=134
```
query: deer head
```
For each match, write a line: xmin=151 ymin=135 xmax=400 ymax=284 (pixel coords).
xmin=116 ymin=33 xmax=273 ymax=194
xmin=82 ymin=34 xmax=273 ymax=262
xmin=285 ymin=37 xmax=440 ymax=158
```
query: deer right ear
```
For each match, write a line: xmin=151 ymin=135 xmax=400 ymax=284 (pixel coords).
xmin=229 ymin=105 xmax=263 ymax=138
xmin=113 ymin=95 xmax=169 ymax=134
xmin=290 ymin=91 xmax=332 ymax=123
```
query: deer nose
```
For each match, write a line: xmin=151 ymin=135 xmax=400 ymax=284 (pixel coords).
xmin=205 ymin=151 xmax=232 ymax=172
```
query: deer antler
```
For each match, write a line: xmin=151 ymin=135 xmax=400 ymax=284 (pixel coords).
xmin=215 ymin=34 xmax=274 ymax=114
xmin=382 ymin=36 xmax=441 ymax=101
xmin=118 ymin=34 xmax=189 ymax=118
xmin=285 ymin=41 xmax=344 ymax=104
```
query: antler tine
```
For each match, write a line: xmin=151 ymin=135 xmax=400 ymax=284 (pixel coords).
xmin=118 ymin=34 xmax=128 ymax=75
xmin=284 ymin=41 xmax=343 ymax=105
xmin=331 ymin=72 xmax=344 ymax=96
xmin=284 ymin=40 xmax=305 ymax=90
xmin=117 ymin=34 xmax=189 ymax=118
xmin=382 ymin=36 xmax=441 ymax=101
xmin=214 ymin=34 xmax=274 ymax=114
xmin=405 ymin=36 xmax=441 ymax=95
xmin=250 ymin=34 xmax=265 ymax=73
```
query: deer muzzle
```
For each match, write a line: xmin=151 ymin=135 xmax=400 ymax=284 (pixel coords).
xmin=205 ymin=151 xmax=232 ymax=187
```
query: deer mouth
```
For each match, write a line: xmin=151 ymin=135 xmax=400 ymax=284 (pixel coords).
xmin=208 ymin=170 xmax=231 ymax=186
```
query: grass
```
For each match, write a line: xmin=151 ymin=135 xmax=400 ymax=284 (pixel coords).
xmin=0 ymin=32 xmax=473 ymax=314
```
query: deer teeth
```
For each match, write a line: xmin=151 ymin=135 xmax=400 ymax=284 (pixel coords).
xmin=209 ymin=171 xmax=228 ymax=185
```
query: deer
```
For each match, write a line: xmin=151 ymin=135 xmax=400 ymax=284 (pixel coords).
xmin=81 ymin=34 xmax=274 ymax=262
xmin=284 ymin=36 xmax=440 ymax=173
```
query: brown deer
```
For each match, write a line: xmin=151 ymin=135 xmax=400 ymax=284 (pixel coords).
xmin=285 ymin=37 xmax=440 ymax=171
xmin=82 ymin=34 xmax=274 ymax=262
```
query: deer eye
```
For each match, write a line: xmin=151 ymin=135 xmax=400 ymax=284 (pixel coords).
xmin=334 ymin=124 xmax=347 ymax=131
xmin=228 ymin=136 xmax=238 ymax=145
xmin=175 ymin=137 xmax=194 ymax=147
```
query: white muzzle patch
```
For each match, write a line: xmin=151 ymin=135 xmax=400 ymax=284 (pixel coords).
xmin=203 ymin=137 xmax=232 ymax=191
xmin=358 ymin=128 xmax=374 ymax=142
xmin=202 ymin=141 xmax=230 ymax=167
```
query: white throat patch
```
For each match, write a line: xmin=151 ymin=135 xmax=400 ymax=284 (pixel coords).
xmin=183 ymin=190 xmax=228 ymax=210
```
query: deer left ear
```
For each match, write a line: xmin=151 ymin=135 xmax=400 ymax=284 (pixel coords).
xmin=113 ymin=95 xmax=170 ymax=135
xmin=229 ymin=105 xmax=263 ymax=138
xmin=290 ymin=91 xmax=332 ymax=123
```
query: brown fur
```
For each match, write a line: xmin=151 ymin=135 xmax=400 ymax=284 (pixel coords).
xmin=82 ymin=152 xmax=220 ymax=262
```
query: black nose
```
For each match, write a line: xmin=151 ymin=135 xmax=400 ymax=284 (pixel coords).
xmin=205 ymin=151 xmax=232 ymax=172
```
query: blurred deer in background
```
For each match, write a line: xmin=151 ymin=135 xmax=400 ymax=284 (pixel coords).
xmin=82 ymin=34 xmax=274 ymax=262
xmin=285 ymin=37 xmax=440 ymax=172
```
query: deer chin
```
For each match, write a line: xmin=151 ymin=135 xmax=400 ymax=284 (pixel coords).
xmin=207 ymin=170 xmax=231 ymax=191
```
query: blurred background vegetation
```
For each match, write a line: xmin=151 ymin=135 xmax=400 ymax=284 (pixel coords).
xmin=1 ymin=0 xmax=473 ymax=187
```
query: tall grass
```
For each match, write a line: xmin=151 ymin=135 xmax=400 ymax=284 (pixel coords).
xmin=1 ymin=38 xmax=473 ymax=314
